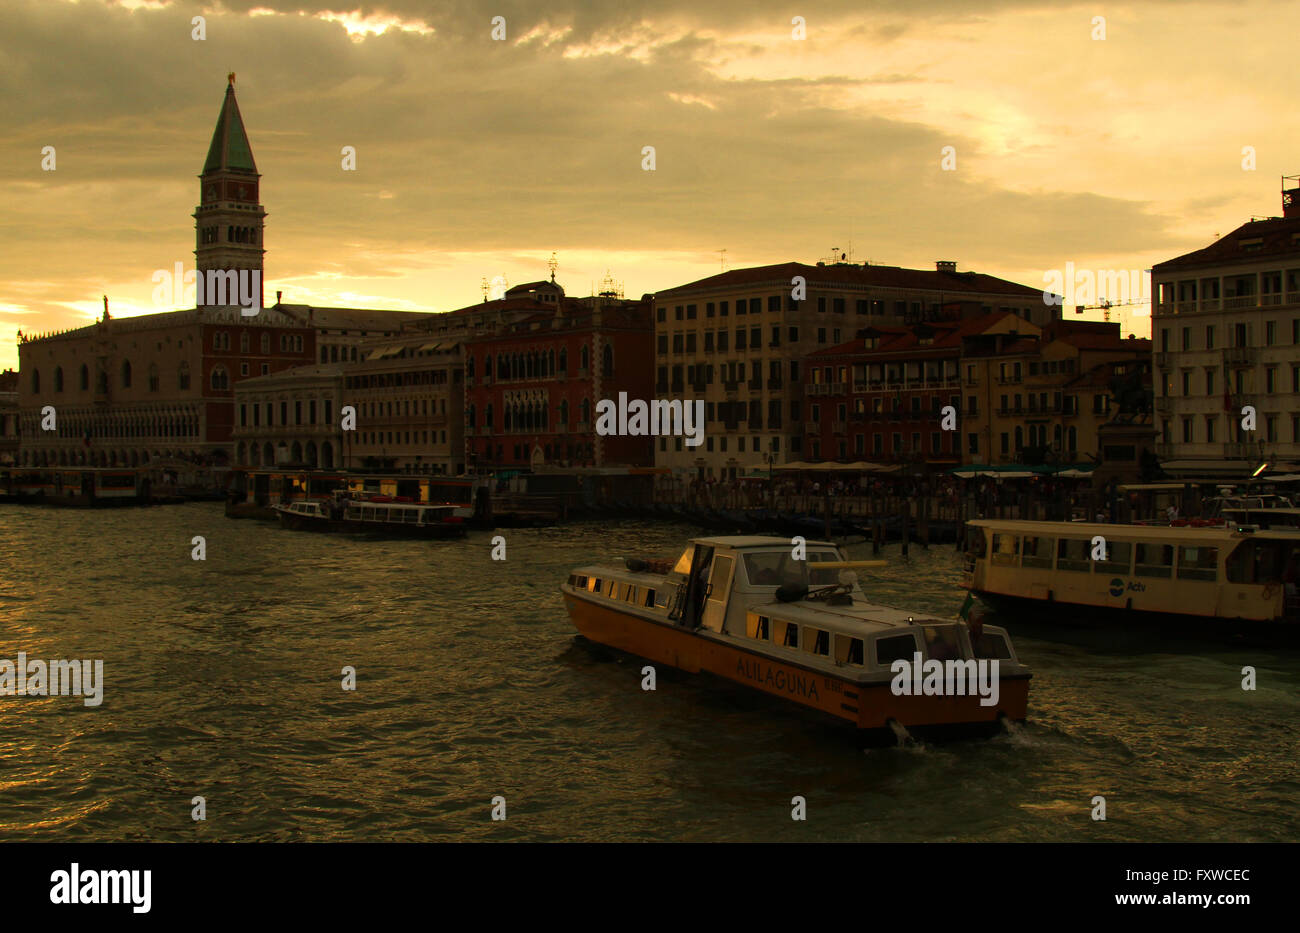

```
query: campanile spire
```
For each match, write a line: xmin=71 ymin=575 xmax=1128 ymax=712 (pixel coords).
xmin=193 ymin=78 xmax=266 ymax=309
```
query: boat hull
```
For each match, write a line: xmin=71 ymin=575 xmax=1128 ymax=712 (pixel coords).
xmin=970 ymin=588 xmax=1300 ymax=647
xmin=563 ymin=591 xmax=1028 ymax=732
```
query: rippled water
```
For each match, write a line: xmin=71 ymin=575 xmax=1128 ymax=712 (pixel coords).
xmin=0 ymin=504 xmax=1296 ymax=842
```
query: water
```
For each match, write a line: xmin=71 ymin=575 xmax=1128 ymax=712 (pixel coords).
xmin=0 ymin=505 xmax=1296 ymax=842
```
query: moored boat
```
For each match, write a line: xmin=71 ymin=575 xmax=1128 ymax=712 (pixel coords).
xmin=562 ymin=535 xmax=1030 ymax=739
xmin=274 ymin=497 xmax=467 ymax=538
xmin=964 ymin=518 xmax=1300 ymax=643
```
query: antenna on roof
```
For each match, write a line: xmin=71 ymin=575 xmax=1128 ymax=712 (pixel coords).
xmin=481 ymin=276 xmax=489 ymax=303
xmin=548 ymin=251 xmax=559 ymax=283
xmin=716 ymin=249 xmax=727 ymax=272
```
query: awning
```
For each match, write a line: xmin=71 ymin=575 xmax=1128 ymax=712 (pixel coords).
xmin=1160 ymin=459 xmax=1253 ymax=475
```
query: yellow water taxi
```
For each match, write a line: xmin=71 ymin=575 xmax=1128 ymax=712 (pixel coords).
xmin=562 ymin=536 xmax=1030 ymax=738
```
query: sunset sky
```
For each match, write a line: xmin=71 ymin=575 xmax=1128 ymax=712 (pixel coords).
xmin=3 ymin=0 xmax=1298 ymax=371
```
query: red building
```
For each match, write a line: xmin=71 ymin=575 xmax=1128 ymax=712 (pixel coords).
xmin=463 ymin=288 xmax=654 ymax=469
xmin=803 ymin=312 xmax=1021 ymax=469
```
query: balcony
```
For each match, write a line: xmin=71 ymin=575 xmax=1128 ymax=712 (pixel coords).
xmin=1223 ymin=296 xmax=1257 ymax=311
xmin=996 ymin=375 xmax=1023 ymax=385
xmin=1154 ymin=442 xmax=1176 ymax=458
xmin=655 ymin=382 xmax=668 ymax=394
xmin=767 ymin=377 xmax=784 ymax=390
xmin=747 ymin=379 xmax=763 ymax=391
xmin=1154 ymin=351 xmax=1170 ymax=367
xmin=1224 ymin=442 xmax=1258 ymax=458
xmin=1155 ymin=397 xmax=1174 ymax=415
xmin=833 ymin=421 xmax=846 ymax=435
xmin=724 ymin=381 xmax=740 ymax=393
xmin=1224 ymin=346 xmax=1258 ymax=366
xmin=805 ymin=421 xmax=820 ymax=434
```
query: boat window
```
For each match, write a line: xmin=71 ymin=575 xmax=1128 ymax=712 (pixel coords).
xmin=804 ymin=628 xmax=830 ymax=656
xmin=346 ymin=507 xmax=361 ymax=520
xmin=971 ymin=631 xmax=1011 ymax=660
xmin=644 ymin=589 xmax=656 ymax=608
xmin=1134 ymin=542 xmax=1174 ymax=577
xmin=875 ymin=633 xmax=919 ymax=667
xmin=374 ymin=508 xmax=388 ymax=522
xmin=405 ymin=509 xmax=419 ymax=523
xmin=1226 ymin=540 xmax=1294 ymax=584
xmin=746 ymin=613 xmax=770 ymax=640
xmin=592 ymin=578 xmax=603 ymax=593
xmin=834 ymin=634 xmax=865 ymax=666
xmin=742 ymin=548 xmax=842 ymax=587
xmin=569 ymin=575 xmax=587 ymax=588
xmin=624 ymin=585 xmax=638 ymax=604
xmin=776 ymin=620 xmax=799 ymax=648
xmin=1056 ymin=538 xmax=1091 ymax=572
xmin=607 ymin=581 xmax=620 ymax=600
xmin=991 ymin=533 xmax=1019 ymax=566
xmin=654 ymin=589 xmax=669 ymax=609
xmin=966 ymin=527 xmax=987 ymax=558
xmin=672 ymin=548 xmax=694 ymax=576
xmin=1021 ymin=535 xmax=1053 ymax=569
xmin=1096 ymin=540 xmax=1133 ymax=575
xmin=361 ymin=507 xmax=375 ymax=521
xmin=1177 ymin=546 xmax=1218 ymax=582
xmin=921 ymin=624 xmax=964 ymax=661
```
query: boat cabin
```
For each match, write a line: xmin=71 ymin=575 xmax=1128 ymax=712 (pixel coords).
xmin=565 ymin=536 xmax=1020 ymax=681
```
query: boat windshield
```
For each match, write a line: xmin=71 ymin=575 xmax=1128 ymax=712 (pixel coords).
xmin=742 ymin=549 xmax=842 ymax=588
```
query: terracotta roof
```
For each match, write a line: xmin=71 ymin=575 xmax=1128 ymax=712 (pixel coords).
xmin=653 ymin=261 xmax=1043 ymax=298
xmin=1152 ymin=215 xmax=1300 ymax=273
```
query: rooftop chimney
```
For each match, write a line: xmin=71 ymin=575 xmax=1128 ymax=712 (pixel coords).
xmin=1284 ymin=175 xmax=1300 ymax=219
xmin=936 ymin=260 xmax=957 ymax=273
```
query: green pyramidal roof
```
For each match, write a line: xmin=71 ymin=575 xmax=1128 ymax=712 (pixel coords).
xmin=203 ymin=83 xmax=257 ymax=174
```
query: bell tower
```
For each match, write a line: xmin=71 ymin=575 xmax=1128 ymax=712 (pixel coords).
xmin=193 ymin=74 xmax=266 ymax=309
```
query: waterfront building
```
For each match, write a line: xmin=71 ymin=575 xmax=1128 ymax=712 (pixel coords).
xmin=651 ymin=260 xmax=1049 ymax=478
xmin=15 ymin=78 xmax=318 ymax=469
xmin=801 ymin=311 xmax=1024 ymax=469
xmin=960 ymin=320 xmax=1152 ymax=467
xmin=341 ymin=335 xmax=466 ymax=475
xmin=1151 ymin=180 xmax=1300 ymax=476
xmin=463 ymin=282 xmax=654 ymax=470
xmin=0 ymin=369 xmax=17 ymax=466
xmin=232 ymin=363 xmax=345 ymax=469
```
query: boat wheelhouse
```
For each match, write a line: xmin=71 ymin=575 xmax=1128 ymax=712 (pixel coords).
xmin=964 ymin=519 xmax=1300 ymax=641
xmin=274 ymin=498 xmax=466 ymax=538
xmin=562 ymin=536 xmax=1030 ymax=737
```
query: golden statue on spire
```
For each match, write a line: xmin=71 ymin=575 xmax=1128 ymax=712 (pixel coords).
xmin=228 ymin=72 xmax=236 ymax=86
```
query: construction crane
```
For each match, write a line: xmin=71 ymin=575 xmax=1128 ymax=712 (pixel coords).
xmin=1073 ymin=297 xmax=1147 ymax=323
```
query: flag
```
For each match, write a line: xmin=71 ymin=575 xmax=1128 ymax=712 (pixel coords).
xmin=958 ymin=591 xmax=975 ymax=620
